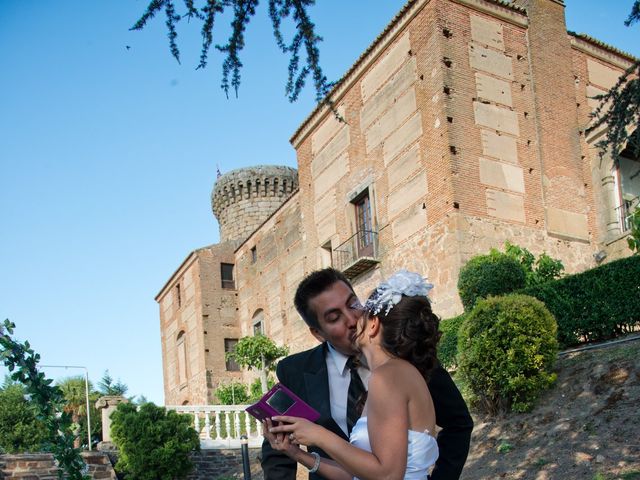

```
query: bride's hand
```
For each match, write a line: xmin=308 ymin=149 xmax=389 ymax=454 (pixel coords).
xmin=262 ymin=418 xmax=301 ymax=456
xmin=269 ymin=415 xmax=322 ymax=447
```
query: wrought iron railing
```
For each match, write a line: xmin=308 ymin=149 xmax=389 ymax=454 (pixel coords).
xmin=332 ymin=230 xmax=380 ymax=278
xmin=616 ymin=196 xmax=639 ymax=232
xmin=167 ymin=404 xmax=262 ymax=449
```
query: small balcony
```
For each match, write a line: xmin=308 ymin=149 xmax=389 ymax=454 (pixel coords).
xmin=332 ymin=230 xmax=380 ymax=279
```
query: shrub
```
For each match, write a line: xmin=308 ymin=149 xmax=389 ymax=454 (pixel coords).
xmin=111 ymin=402 xmax=200 ymax=480
xmin=628 ymin=207 xmax=640 ymax=254
xmin=520 ymin=255 xmax=640 ymax=348
xmin=458 ymin=252 xmax=526 ymax=311
xmin=437 ymin=314 xmax=466 ymax=370
xmin=215 ymin=381 xmax=249 ymax=405
xmin=0 ymin=383 xmax=47 ymax=453
xmin=503 ymin=241 xmax=564 ymax=286
xmin=457 ymin=294 xmax=558 ymax=413
xmin=249 ymin=376 xmax=276 ymax=402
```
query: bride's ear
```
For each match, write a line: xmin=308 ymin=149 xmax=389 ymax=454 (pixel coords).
xmin=368 ymin=316 xmax=381 ymax=338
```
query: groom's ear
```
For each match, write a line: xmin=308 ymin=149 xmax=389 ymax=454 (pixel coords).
xmin=309 ymin=327 xmax=326 ymax=343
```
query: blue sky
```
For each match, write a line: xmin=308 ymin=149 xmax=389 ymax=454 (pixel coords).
xmin=1 ymin=0 xmax=638 ymax=405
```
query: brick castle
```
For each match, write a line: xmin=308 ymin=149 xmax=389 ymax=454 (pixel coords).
xmin=155 ymin=0 xmax=639 ymax=405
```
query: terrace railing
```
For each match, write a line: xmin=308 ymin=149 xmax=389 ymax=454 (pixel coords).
xmin=167 ymin=404 xmax=262 ymax=449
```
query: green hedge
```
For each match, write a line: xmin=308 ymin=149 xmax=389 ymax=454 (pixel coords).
xmin=438 ymin=314 xmax=466 ymax=369
xmin=458 ymin=252 xmax=526 ymax=311
xmin=520 ymin=255 xmax=640 ymax=348
xmin=457 ymin=294 xmax=558 ymax=413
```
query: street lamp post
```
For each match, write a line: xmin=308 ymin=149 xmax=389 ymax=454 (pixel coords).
xmin=40 ymin=365 xmax=92 ymax=451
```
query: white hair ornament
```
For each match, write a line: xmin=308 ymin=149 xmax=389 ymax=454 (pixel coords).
xmin=365 ymin=270 xmax=434 ymax=316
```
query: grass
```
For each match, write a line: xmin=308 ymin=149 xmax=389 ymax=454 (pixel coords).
xmin=533 ymin=457 xmax=549 ymax=468
xmin=496 ymin=439 xmax=514 ymax=454
xmin=592 ymin=470 xmax=640 ymax=480
xmin=619 ymin=471 xmax=640 ymax=480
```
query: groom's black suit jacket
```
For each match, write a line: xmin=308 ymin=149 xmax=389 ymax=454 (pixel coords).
xmin=261 ymin=343 xmax=473 ymax=480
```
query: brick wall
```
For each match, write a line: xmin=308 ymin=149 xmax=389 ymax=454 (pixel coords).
xmin=0 ymin=452 xmax=116 ymax=480
xmin=187 ymin=448 xmax=262 ymax=480
xmin=0 ymin=449 xmax=264 ymax=480
xmin=158 ymin=0 xmax=637 ymax=402
xmin=158 ymin=243 xmax=239 ymax=405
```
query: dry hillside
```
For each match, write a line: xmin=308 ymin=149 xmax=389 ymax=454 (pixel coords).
xmin=461 ymin=337 xmax=640 ymax=480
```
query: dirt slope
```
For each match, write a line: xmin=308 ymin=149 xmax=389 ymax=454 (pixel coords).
xmin=461 ymin=338 xmax=640 ymax=480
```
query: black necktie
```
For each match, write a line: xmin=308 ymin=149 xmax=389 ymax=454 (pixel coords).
xmin=346 ymin=356 xmax=366 ymax=436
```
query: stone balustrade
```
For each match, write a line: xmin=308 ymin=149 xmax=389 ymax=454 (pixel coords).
xmin=167 ymin=404 xmax=264 ymax=449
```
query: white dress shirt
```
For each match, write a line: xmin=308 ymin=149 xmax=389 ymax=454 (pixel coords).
xmin=326 ymin=343 xmax=370 ymax=436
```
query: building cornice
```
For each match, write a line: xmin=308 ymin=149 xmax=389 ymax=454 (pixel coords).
xmin=154 ymin=249 xmax=201 ymax=301
xmin=569 ymin=33 xmax=638 ymax=70
xmin=290 ymin=0 xmax=526 ymax=149
xmin=451 ymin=0 xmax=527 ymax=27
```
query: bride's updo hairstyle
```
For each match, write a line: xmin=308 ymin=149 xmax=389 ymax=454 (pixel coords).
xmin=377 ymin=296 xmax=441 ymax=381
xmin=363 ymin=270 xmax=441 ymax=381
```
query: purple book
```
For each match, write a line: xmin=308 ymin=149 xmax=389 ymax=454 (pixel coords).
xmin=245 ymin=383 xmax=320 ymax=423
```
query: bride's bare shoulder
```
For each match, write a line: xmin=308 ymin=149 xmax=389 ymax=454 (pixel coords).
xmin=371 ymin=359 xmax=419 ymax=388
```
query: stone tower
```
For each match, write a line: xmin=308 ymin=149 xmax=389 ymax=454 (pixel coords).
xmin=211 ymin=165 xmax=299 ymax=244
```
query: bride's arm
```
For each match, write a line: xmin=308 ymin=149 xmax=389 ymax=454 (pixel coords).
xmin=262 ymin=419 xmax=352 ymax=480
xmin=271 ymin=371 xmax=409 ymax=480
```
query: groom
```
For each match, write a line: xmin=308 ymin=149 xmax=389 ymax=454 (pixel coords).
xmin=261 ymin=268 xmax=473 ymax=480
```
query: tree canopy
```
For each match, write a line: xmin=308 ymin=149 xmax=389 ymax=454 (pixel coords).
xmin=97 ymin=370 xmax=128 ymax=396
xmin=132 ymin=0 xmax=333 ymax=103
xmin=226 ymin=334 xmax=288 ymax=393
xmin=589 ymin=1 xmax=640 ymax=158
xmin=0 ymin=382 xmax=47 ymax=453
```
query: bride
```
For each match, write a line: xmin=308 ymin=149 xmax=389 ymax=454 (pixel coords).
xmin=263 ymin=270 xmax=441 ymax=480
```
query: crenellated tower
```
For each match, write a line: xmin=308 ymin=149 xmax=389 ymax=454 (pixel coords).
xmin=211 ymin=165 xmax=299 ymax=244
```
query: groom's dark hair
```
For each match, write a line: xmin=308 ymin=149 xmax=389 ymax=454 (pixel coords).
xmin=294 ymin=268 xmax=354 ymax=330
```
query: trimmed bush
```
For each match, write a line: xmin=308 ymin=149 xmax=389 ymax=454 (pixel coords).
xmin=458 ymin=252 xmax=526 ymax=311
xmin=503 ymin=241 xmax=564 ymax=286
xmin=520 ymin=255 xmax=640 ymax=348
xmin=111 ymin=402 xmax=200 ymax=480
xmin=215 ymin=381 xmax=249 ymax=405
xmin=458 ymin=294 xmax=558 ymax=413
xmin=437 ymin=314 xmax=466 ymax=369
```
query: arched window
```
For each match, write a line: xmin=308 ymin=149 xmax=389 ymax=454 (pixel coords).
xmin=176 ymin=331 xmax=188 ymax=386
xmin=252 ymin=309 xmax=264 ymax=335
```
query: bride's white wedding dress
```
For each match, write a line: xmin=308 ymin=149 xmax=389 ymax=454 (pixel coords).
xmin=349 ymin=417 xmax=438 ymax=480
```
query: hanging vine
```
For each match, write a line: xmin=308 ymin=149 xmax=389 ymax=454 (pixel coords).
xmin=588 ymin=2 xmax=640 ymax=158
xmin=131 ymin=0 xmax=334 ymax=104
xmin=0 ymin=319 xmax=89 ymax=480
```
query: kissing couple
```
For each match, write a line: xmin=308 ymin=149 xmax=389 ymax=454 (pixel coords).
xmin=261 ymin=268 xmax=473 ymax=480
